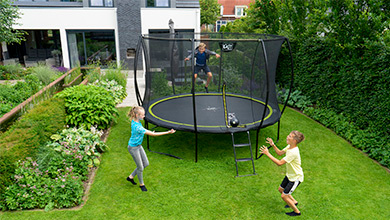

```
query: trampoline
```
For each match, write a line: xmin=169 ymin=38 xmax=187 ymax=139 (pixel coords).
xmin=146 ymin=93 xmax=280 ymax=134
xmin=133 ymin=32 xmax=294 ymax=164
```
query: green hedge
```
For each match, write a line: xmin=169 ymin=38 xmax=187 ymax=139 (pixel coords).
xmin=290 ymin=38 xmax=390 ymax=136
xmin=276 ymin=37 xmax=390 ymax=168
xmin=0 ymin=98 xmax=66 ymax=207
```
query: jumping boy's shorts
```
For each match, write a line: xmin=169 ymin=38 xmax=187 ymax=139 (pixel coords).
xmin=280 ymin=176 xmax=301 ymax=195
xmin=194 ymin=65 xmax=211 ymax=74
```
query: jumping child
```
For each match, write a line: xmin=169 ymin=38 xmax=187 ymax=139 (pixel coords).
xmin=184 ymin=43 xmax=220 ymax=93
xmin=127 ymin=106 xmax=176 ymax=191
xmin=259 ymin=131 xmax=305 ymax=217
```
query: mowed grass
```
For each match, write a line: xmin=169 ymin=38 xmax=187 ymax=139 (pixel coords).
xmin=1 ymin=107 xmax=389 ymax=220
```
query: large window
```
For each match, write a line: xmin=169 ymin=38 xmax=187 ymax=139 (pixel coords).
xmin=67 ymin=30 xmax=116 ymax=68
xmin=235 ymin=5 xmax=247 ymax=17
xmin=146 ymin=0 xmax=169 ymax=7
xmin=90 ymin=0 xmax=114 ymax=7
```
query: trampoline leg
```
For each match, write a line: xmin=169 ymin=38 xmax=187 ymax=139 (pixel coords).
xmin=195 ymin=132 xmax=198 ymax=163
xmin=277 ymin=120 xmax=281 ymax=143
xmin=255 ymin=128 xmax=260 ymax=159
xmin=146 ymin=121 xmax=150 ymax=151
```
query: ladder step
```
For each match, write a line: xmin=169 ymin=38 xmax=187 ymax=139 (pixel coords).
xmin=236 ymin=158 xmax=252 ymax=162
xmin=236 ymin=173 xmax=257 ymax=178
xmin=234 ymin=143 xmax=250 ymax=147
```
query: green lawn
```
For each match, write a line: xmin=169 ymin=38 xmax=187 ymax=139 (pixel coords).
xmin=1 ymin=107 xmax=389 ymax=219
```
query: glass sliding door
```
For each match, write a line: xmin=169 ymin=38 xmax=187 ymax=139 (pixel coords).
xmin=67 ymin=30 xmax=116 ymax=68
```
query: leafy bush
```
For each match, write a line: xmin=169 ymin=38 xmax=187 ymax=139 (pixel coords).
xmin=101 ymin=64 xmax=127 ymax=89
xmin=277 ymin=88 xmax=313 ymax=110
xmin=0 ymin=75 xmax=42 ymax=117
xmin=304 ymin=107 xmax=389 ymax=168
xmin=92 ymin=79 xmax=126 ymax=104
xmin=3 ymin=158 xmax=83 ymax=211
xmin=47 ymin=127 xmax=107 ymax=174
xmin=150 ymin=72 xmax=172 ymax=99
xmin=0 ymin=98 xmax=66 ymax=208
xmin=55 ymin=85 xmax=118 ymax=129
xmin=1 ymin=126 xmax=106 ymax=211
xmin=0 ymin=64 xmax=26 ymax=80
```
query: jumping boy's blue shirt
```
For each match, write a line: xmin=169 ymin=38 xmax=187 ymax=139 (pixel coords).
xmin=128 ymin=120 xmax=146 ymax=147
xmin=196 ymin=52 xmax=207 ymax=66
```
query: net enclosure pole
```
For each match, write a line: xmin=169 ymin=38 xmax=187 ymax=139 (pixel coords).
xmin=256 ymin=39 xmax=271 ymax=160
xmin=190 ymin=38 xmax=199 ymax=162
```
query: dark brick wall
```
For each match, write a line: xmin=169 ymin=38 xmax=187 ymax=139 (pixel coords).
xmin=116 ymin=0 xmax=142 ymax=70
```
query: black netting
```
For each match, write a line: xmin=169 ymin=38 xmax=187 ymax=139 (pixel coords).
xmin=135 ymin=33 xmax=289 ymax=133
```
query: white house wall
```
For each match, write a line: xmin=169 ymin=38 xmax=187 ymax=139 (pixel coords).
xmin=141 ymin=8 xmax=200 ymax=34
xmin=14 ymin=8 xmax=118 ymax=68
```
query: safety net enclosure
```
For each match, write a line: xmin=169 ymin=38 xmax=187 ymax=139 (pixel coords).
xmin=134 ymin=32 xmax=293 ymax=162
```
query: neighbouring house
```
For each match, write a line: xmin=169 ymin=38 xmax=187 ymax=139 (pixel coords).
xmin=214 ymin=0 xmax=253 ymax=32
xmin=1 ymin=0 xmax=200 ymax=69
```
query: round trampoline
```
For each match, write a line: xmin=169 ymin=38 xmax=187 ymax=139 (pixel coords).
xmin=133 ymin=32 xmax=294 ymax=163
xmin=146 ymin=93 xmax=280 ymax=133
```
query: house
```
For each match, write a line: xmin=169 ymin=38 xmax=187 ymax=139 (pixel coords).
xmin=1 ymin=0 xmax=200 ymax=69
xmin=215 ymin=0 xmax=253 ymax=32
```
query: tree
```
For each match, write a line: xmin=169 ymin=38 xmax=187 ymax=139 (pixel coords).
xmin=0 ymin=0 xmax=25 ymax=44
xmin=200 ymin=0 xmax=221 ymax=26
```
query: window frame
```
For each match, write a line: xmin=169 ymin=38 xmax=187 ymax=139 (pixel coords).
xmin=89 ymin=0 xmax=114 ymax=7
xmin=235 ymin=5 xmax=248 ymax=18
xmin=146 ymin=0 xmax=170 ymax=8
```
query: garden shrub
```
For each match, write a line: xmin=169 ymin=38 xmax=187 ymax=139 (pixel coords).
xmin=0 ymin=97 xmax=66 ymax=209
xmin=277 ymin=88 xmax=313 ymax=110
xmin=0 ymin=75 xmax=42 ymax=117
xmin=92 ymin=79 xmax=126 ymax=104
xmin=28 ymin=65 xmax=61 ymax=85
xmin=3 ymin=158 xmax=83 ymax=211
xmin=304 ymin=107 xmax=389 ymax=168
xmin=1 ymin=126 xmax=106 ymax=211
xmin=55 ymin=85 xmax=118 ymax=129
xmin=101 ymin=64 xmax=127 ymax=90
xmin=0 ymin=64 xmax=25 ymax=80
xmin=150 ymin=72 xmax=172 ymax=99
xmin=275 ymin=37 xmax=390 ymax=168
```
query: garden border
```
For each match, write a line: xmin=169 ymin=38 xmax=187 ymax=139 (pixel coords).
xmin=0 ymin=67 xmax=99 ymax=130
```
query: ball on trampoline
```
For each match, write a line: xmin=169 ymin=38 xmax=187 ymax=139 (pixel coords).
xmin=230 ymin=118 xmax=240 ymax=127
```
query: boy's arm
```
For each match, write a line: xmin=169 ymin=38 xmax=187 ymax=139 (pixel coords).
xmin=266 ymin=137 xmax=285 ymax=156
xmin=260 ymin=146 xmax=286 ymax=166
xmin=206 ymin=49 xmax=220 ymax=58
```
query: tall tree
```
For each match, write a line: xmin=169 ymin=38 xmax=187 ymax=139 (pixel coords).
xmin=0 ymin=0 xmax=25 ymax=43
xmin=200 ymin=0 xmax=221 ymax=26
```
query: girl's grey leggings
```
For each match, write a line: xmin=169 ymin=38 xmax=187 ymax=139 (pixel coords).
xmin=128 ymin=145 xmax=149 ymax=185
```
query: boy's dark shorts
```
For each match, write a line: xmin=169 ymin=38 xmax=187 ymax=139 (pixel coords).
xmin=194 ymin=65 xmax=211 ymax=74
xmin=280 ymin=176 xmax=301 ymax=195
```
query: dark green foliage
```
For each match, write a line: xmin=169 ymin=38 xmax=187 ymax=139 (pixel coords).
xmin=55 ymin=85 xmax=118 ymax=129
xmin=304 ymin=107 xmax=389 ymax=168
xmin=102 ymin=65 xmax=127 ymax=90
xmin=290 ymin=38 xmax=390 ymax=137
xmin=150 ymin=72 xmax=172 ymax=99
xmin=0 ymin=64 xmax=26 ymax=80
xmin=3 ymin=158 xmax=83 ymax=211
xmin=0 ymin=75 xmax=42 ymax=117
xmin=0 ymin=98 xmax=66 ymax=208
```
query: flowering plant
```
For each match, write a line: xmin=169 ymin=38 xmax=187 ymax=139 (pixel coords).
xmin=92 ymin=79 xmax=126 ymax=104
xmin=3 ymin=158 xmax=83 ymax=211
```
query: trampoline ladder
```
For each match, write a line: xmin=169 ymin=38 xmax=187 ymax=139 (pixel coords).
xmin=231 ymin=131 xmax=257 ymax=177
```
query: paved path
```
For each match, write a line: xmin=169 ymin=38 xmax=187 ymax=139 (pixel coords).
xmin=117 ymin=70 xmax=145 ymax=108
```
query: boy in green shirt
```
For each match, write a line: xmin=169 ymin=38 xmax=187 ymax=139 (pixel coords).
xmin=260 ymin=131 xmax=305 ymax=217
